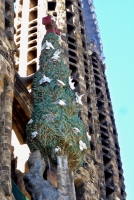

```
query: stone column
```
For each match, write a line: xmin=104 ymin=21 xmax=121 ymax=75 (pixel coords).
xmin=57 ymin=155 xmax=76 ymax=200
xmin=18 ymin=0 xmax=30 ymax=76
xmin=37 ymin=0 xmax=47 ymax=70
xmin=0 ymin=46 xmax=15 ymax=200
xmin=0 ymin=0 xmax=5 ymax=30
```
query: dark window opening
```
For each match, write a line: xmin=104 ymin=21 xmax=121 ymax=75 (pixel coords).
xmin=20 ymin=0 xmax=23 ymax=5
xmin=16 ymin=37 xmax=20 ymax=43
xmin=100 ymin=127 xmax=107 ymax=133
xmin=5 ymin=17 xmax=10 ymax=28
xmin=28 ymin=28 xmax=37 ymax=35
xmin=88 ymin=111 xmax=92 ymax=119
xmin=69 ymin=50 xmax=77 ymax=58
xmin=86 ymin=82 xmax=89 ymax=90
xmin=17 ymin=24 xmax=21 ymax=29
xmin=102 ymin=140 xmax=109 ymax=148
xmin=80 ymin=15 xmax=84 ymax=26
xmin=96 ymin=87 xmax=102 ymax=97
xmin=95 ymin=81 xmax=101 ymax=87
xmin=103 ymin=156 xmax=111 ymax=166
xmin=28 ymin=41 xmax=37 ymax=48
xmin=69 ymin=57 xmax=77 ymax=64
xmin=93 ymin=63 xmax=98 ymax=69
xmin=92 ymin=58 xmax=97 ymax=63
xmin=69 ymin=64 xmax=77 ymax=77
xmin=84 ymin=61 xmax=88 ymax=66
xmin=93 ymin=69 xmax=99 ymax=74
xmin=101 ymin=133 xmax=108 ymax=140
xmin=83 ymin=53 xmax=87 ymax=60
xmin=115 ymin=143 xmax=119 ymax=150
xmin=66 ymin=0 xmax=73 ymax=9
xmin=5 ymin=1 xmax=10 ymax=11
xmin=28 ymin=35 xmax=37 ymax=41
xmin=102 ymin=149 xmax=109 ymax=154
xmin=68 ymin=43 xmax=76 ymax=50
xmin=18 ymin=11 xmax=22 ymax=18
xmin=111 ymin=116 xmax=115 ymax=124
xmin=68 ymin=37 xmax=76 ymax=44
xmin=48 ymin=2 xmax=56 ymax=11
xmin=118 ymin=165 xmax=122 ymax=171
xmin=85 ymin=75 xmax=89 ymax=82
xmin=27 ymin=49 xmax=37 ymax=62
xmin=30 ymin=0 xmax=38 ymax=9
xmin=16 ymin=30 xmax=21 ymax=35
xmin=29 ymin=21 xmax=37 ymax=28
xmin=85 ymin=68 xmax=88 ymax=74
xmin=81 ymin=28 xmax=84 ymax=35
xmin=89 ymin=126 xmax=94 ymax=134
xmin=113 ymin=129 xmax=117 ymax=135
xmin=95 ymin=75 xmax=101 ymax=82
xmin=116 ymin=150 xmax=119 ymax=156
xmin=117 ymin=156 xmax=120 ymax=162
xmin=78 ymin=111 xmax=81 ymax=119
xmin=106 ymin=186 xmax=114 ymax=198
xmin=90 ymin=142 xmax=95 ymax=151
xmin=96 ymin=89 xmax=104 ymax=100
xmin=87 ymin=97 xmax=91 ymax=104
xmin=73 ymin=79 xmax=79 ymax=92
xmin=105 ymin=171 xmax=112 ymax=181
xmin=29 ymin=10 xmax=37 ymax=22
xmin=99 ymin=113 xmax=105 ymax=123
xmin=67 ymin=24 xmax=75 ymax=35
xmin=27 ymin=63 xmax=36 ymax=76
xmin=75 ymin=180 xmax=85 ymax=199
xmin=121 ymin=189 xmax=125 ymax=196
xmin=119 ymin=173 xmax=122 ymax=180
xmin=16 ymin=43 xmax=20 ymax=48
xmin=78 ymin=2 xmax=81 ymax=8
xmin=66 ymin=11 xmax=73 ymax=23
xmin=11 ymin=158 xmax=17 ymax=183
xmin=82 ymin=41 xmax=86 ymax=49
xmin=92 ymin=52 xmax=97 ymax=57
xmin=97 ymin=100 xmax=104 ymax=108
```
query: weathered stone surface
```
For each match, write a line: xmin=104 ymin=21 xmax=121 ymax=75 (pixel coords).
xmin=23 ymin=150 xmax=58 ymax=200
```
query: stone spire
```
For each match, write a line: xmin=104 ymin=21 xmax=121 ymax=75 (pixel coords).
xmin=81 ymin=0 xmax=105 ymax=60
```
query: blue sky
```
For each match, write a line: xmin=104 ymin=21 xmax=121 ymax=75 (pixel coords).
xmin=94 ymin=0 xmax=134 ymax=199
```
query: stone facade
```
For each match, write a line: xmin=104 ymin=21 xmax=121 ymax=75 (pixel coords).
xmin=0 ymin=0 xmax=16 ymax=199
xmin=0 ymin=0 xmax=126 ymax=199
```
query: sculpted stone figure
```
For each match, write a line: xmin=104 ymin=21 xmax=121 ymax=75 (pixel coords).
xmin=23 ymin=150 xmax=58 ymax=200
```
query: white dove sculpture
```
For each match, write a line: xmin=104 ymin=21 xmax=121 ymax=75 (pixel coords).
xmin=41 ymin=40 xmax=54 ymax=51
xmin=69 ymin=76 xmax=75 ymax=90
xmin=73 ymin=127 xmax=80 ymax=134
xmin=27 ymin=119 xmax=33 ymax=125
xmin=57 ymin=80 xmax=66 ymax=87
xmin=51 ymin=49 xmax=61 ymax=61
xmin=54 ymin=100 xmax=66 ymax=106
xmin=31 ymin=131 xmax=38 ymax=140
xmin=86 ymin=132 xmax=91 ymax=142
xmin=39 ymin=75 xmax=52 ymax=85
xmin=54 ymin=146 xmax=61 ymax=155
xmin=75 ymin=92 xmax=84 ymax=105
xmin=79 ymin=140 xmax=87 ymax=151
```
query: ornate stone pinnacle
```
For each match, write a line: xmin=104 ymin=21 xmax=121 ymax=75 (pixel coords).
xmin=42 ymin=15 xmax=61 ymax=35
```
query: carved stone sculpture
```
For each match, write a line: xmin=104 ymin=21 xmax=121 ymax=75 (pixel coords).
xmin=23 ymin=150 xmax=58 ymax=200
xmin=26 ymin=15 xmax=90 ymax=171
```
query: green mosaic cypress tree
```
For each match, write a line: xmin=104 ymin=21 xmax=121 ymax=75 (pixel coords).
xmin=26 ymin=33 xmax=90 ymax=171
